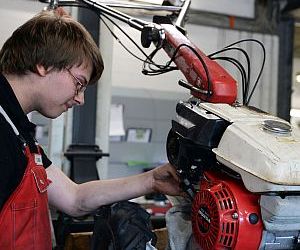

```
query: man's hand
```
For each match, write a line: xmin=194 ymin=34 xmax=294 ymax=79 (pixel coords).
xmin=150 ymin=163 xmax=184 ymax=196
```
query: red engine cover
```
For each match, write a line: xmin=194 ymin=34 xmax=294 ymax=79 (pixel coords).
xmin=191 ymin=171 xmax=263 ymax=250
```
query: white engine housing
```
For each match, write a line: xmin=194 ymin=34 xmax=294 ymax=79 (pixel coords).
xmin=200 ymin=103 xmax=300 ymax=193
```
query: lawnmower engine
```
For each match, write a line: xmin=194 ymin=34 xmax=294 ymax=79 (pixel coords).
xmin=166 ymin=100 xmax=300 ymax=250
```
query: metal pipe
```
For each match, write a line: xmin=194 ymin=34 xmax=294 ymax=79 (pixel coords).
xmin=40 ymin=0 xmax=181 ymax=12
xmin=81 ymin=0 xmax=149 ymax=30
xmin=40 ymin=0 xmax=188 ymax=31
xmin=94 ymin=2 xmax=181 ymax=12
xmin=175 ymin=0 xmax=191 ymax=27
xmin=48 ymin=0 xmax=59 ymax=10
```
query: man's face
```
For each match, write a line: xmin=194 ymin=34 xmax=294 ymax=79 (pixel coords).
xmin=37 ymin=61 xmax=93 ymax=119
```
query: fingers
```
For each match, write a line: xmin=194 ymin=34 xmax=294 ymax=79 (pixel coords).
xmin=170 ymin=166 xmax=181 ymax=182
xmin=153 ymin=163 xmax=179 ymax=182
xmin=151 ymin=163 xmax=185 ymax=196
xmin=163 ymin=163 xmax=181 ymax=183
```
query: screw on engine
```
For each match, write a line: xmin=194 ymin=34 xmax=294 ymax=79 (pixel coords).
xmin=232 ymin=212 xmax=238 ymax=219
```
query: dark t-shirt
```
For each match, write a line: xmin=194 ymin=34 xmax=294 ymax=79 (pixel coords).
xmin=0 ymin=74 xmax=52 ymax=210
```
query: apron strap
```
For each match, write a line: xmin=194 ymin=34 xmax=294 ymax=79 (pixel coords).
xmin=0 ymin=105 xmax=38 ymax=153
xmin=0 ymin=75 xmax=38 ymax=153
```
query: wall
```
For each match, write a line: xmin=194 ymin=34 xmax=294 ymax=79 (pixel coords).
xmin=190 ymin=0 xmax=255 ymax=19
xmin=292 ymin=58 xmax=300 ymax=109
xmin=0 ymin=0 xmax=46 ymax=46
xmin=107 ymin=93 xmax=188 ymax=178
xmin=291 ymin=57 xmax=300 ymax=129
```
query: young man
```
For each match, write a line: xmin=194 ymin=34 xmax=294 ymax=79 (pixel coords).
xmin=0 ymin=9 xmax=182 ymax=249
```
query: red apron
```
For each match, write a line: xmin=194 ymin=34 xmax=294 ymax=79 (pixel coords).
xmin=0 ymin=146 xmax=52 ymax=250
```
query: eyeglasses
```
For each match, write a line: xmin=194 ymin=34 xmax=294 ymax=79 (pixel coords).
xmin=66 ymin=68 xmax=87 ymax=95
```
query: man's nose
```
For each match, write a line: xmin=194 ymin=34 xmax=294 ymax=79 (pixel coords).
xmin=74 ymin=92 xmax=85 ymax=105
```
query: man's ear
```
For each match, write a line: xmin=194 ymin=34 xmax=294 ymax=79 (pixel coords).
xmin=36 ymin=65 xmax=53 ymax=76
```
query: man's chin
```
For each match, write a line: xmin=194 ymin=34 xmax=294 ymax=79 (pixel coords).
xmin=39 ymin=109 xmax=64 ymax=119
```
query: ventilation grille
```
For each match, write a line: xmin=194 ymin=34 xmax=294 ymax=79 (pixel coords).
xmin=192 ymin=182 xmax=238 ymax=250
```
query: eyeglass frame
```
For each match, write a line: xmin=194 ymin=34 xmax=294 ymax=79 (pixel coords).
xmin=66 ymin=68 xmax=87 ymax=95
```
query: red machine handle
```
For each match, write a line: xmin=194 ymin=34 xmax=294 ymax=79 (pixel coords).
xmin=162 ymin=24 xmax=237 ymax=104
